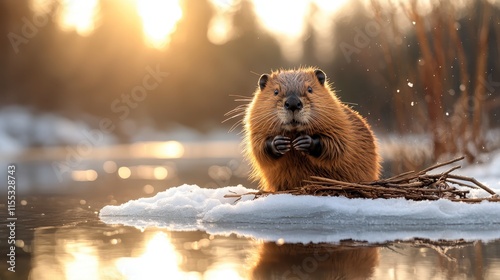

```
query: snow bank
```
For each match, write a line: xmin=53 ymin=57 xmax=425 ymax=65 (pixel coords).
xmin=0 ymin=106 xmax=116 ymax=154
xmin=0 ymin=106 xmax=237 ymax=155
xmin=100 ymin=183 xmax=500 ymax=243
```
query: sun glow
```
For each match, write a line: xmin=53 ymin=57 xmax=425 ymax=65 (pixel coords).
xmin=252 ymin=0 xmax=309 ymax=38
xmin=64 ymin=242 xmax=99 ymax=280
xmin=58 ymin=0 xmax=100 ymax=36
xmin=254 ymin=0 xmax=307 ymax=61
xmin=34 ymin=0 xmax=353 ymax=54
xmin=136 ymin=0 xmax=183 ymax=49
xmin=71 ymin=169 xmax=98 ymax=182
xmin=207 ymin=0 xmax=240 ymax=45
xmin=116 ymin=232 xmax=184 ymax=279
xmin=250 ymin=0 xmax=349 ymax=61
xmin=130 ymin=141 xmax=185 ymax=159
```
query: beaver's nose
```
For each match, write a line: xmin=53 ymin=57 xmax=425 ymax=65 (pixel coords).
xmin=284 ymin=96 xmax=303 ymax=112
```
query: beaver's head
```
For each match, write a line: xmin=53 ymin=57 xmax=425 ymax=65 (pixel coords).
xmin=255 ymin=68 xmax=330 ymax=132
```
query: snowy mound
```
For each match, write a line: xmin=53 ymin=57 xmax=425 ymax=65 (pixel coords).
xmin=0 ymin=106 xmax=116 ymax=154
xmin=100 ymin=184 xmax=500 ymax=243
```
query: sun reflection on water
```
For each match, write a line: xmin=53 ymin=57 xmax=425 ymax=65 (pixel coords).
xmin=152 ymin=141 xmax=185 ymax=159
xmin=118 ymin=166 xmax=132 ymax=179
xmin=204 ymin=263 xmax=244 ymax=280
xmin=31 ymin=225 xmax=254 ymax=279
xmin=64 ymin=241 xmax=99 ymax=280
xmin=115 ymin=232 xmax=187 ymax=279
xmin=29 ymin=224 xmax=500 ymax=280
xmin=71 ymin=169 xmax=98 ymax=182
xmin=118 ymin=165 xmax=169 ymax=180
xmin=130 ymin=141 xmax=185 ymax=159
xmin=103 ymin=160 xmax=118 ymax=173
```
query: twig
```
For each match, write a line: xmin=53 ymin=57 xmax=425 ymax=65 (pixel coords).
xmin=226 ymin=156 xmax=498 ymax=203
xmin=419 ymin=156 xmax=464 ymax=174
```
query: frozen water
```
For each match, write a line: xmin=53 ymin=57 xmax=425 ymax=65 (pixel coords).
xmin=100 ymin=152 xmax=500 ymax=243
xmin=0 ymin=106 xmax=117 ymax=154
xmin=0 ymin=106 xmax=238 ymax=155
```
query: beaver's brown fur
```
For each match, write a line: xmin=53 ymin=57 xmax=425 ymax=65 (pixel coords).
xmin=243 ymin=67 xmax=381 ymax=191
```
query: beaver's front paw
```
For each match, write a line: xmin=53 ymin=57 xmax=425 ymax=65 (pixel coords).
xmin=266 ymin=135 xmax=291 ymax=157
xmin=293 ymin=135 xmax=322 ymax=157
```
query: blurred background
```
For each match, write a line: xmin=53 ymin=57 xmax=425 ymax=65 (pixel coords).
xmin=1 ymin=0 xmax=500 ymax=199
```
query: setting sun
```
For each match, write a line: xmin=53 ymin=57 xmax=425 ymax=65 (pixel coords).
xmin=252 ymin=0 xmax=309 ymax=38
xmin=58 ymin=0 xmax=100 ymax=36
xmin=136 ymin=0 xmax=183 ymax=49
xmin=35 ymin=0 xmax=352 ymax=53
xmin=40 ymin=0 xmax=183 ymax=48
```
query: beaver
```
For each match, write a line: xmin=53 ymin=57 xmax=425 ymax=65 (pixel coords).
xmin=243 ymin=67 xmax=381 ymax=192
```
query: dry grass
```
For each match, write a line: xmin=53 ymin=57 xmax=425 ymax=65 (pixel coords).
xmin=371 ymin=0 xmax=498 ymax=162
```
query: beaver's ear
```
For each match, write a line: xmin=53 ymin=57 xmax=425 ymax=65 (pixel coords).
xmin=314 ymin=69 xmax=326 ymax=86
xmin=258 ymin=74 xmax=269 ymax=90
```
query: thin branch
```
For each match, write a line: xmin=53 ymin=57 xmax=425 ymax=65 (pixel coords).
xmin=226 ymin=156 xmax=498 ymax=203
xmin=419 ymin=156 xmax=464 ymax=173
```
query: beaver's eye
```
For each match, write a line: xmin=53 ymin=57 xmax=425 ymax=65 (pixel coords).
xmin=274 ymin=89 xmax=279 ymax=96
xmin=307 ymin=86 xmax=313 ymax=93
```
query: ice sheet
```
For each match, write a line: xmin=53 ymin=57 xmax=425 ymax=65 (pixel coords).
xmin=100 ymin=182 xmax=500 ymax=243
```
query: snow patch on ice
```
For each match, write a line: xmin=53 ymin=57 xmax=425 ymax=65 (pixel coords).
xmin=100 ymin=183 xmax=500 ymax=243
xmin=99 ymin=137 xmax=500 ymax=244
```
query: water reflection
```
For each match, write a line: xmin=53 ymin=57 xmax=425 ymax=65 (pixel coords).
xmin=117 ymin=165 xmax=169 ymax=180
xmin=251 ymin=242 xmax=379 ymax=279
xmin=117 ymin=166 xmax=131 ymax=179
xmin=71 ymin=169 xmax=98 ymax=182
xmin=103 ymin=161 xmax=118 ymax=173
xmin=64 ymin=241 xmax=99 ymax=280
xmin=204 ymin=263 xmax=244 ymax=280
xmin=5 ymin=140 xmax=249 ymax=195
xmin=23 ymin=222 xmax=500 ymax=280
xmin=115 ymin=232 xmax=187 ymax=279
xmin=29 ymin=226 xmax=252 ymax=280
xmin=130 ymin=141 xmax=185 ymax=159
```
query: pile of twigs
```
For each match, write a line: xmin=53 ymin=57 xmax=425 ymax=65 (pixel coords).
xmin=225 ymin=156 xmax=500 ymax=203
